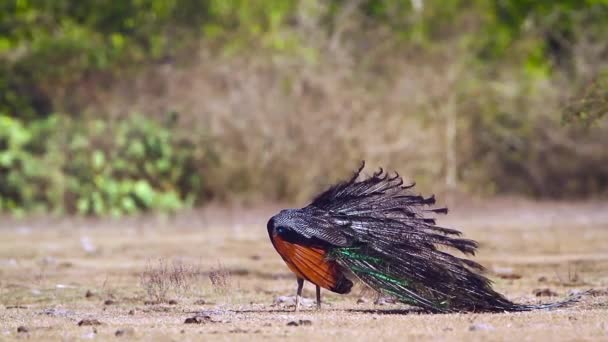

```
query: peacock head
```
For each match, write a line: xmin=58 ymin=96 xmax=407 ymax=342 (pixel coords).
xmin=266 ymin=209 xmax=301 ymax=237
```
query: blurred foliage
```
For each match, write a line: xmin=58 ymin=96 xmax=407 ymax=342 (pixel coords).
xmin=0 ymin=115 xmax=56 ymax=214
xmin=1 ymin=0 xmax=608 ymax=214
xmin=563 ymin=71 xmax=608 ymax=125
xmin=0 ymin=114 xmax=214 ymax=216
xmin=0 ymin=0 xmax=298 ymax=118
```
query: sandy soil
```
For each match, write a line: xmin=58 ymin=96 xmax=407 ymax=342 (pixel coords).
xmin=1 ymin=200 xmax=607 ymax=341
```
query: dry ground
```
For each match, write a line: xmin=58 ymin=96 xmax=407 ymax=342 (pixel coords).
xmin=1 ymin=200 xmax=607 ymax=341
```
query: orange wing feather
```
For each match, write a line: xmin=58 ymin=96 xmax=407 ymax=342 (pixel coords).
xmin=270 ymin=233 xmax=350 ymax=293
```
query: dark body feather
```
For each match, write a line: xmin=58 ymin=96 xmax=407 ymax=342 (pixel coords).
xmin=267 ymin=162 xmax=582 ymax=313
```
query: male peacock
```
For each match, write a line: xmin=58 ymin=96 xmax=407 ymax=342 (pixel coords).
xmin=267 ymin=162 xmax=582 ymax=313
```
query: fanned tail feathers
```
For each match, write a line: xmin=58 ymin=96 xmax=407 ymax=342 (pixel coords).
xmin=311 ymin=162 xmax=583 ymax=313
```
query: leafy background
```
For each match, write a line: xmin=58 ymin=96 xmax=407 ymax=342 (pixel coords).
xmin=1 ymin=0 xmax=607 ymax=215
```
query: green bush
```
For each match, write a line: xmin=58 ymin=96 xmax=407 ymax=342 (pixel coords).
xmin=0 ymin=114 xmax=214 ymax=216
xmin=0 ymin=115 xmax=56 ymax=214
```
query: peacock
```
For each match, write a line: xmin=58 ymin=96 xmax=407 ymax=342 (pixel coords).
xmin=266 ymin=162 xmax=583 ymax=313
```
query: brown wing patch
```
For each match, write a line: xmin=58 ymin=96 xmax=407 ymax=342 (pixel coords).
xmin=271 ymin=233 xmax=350 ymax=293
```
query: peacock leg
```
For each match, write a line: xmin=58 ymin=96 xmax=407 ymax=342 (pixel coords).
xmin=316 ymin=285 xmax=321 ymax=309
xmin=295 ymin=277 xmax=304 ymax=312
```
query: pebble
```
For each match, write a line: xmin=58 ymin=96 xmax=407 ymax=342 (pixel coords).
xmin=469 ymin=323 xmax=495 ymax=331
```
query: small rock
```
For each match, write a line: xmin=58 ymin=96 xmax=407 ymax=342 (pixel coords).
xmin=194 ymin=299 xmax=206 ymax=305
xmin=41 ymin=308 xmax=74 ymax=317
xmin=533 ymin=288 xmax=558 ymax=297
xmin=80 ymin=236 xmax=97 ymax=254
xmin=298 ymin=319 xmax=312 ymax=326
xmin=115 ymin=328 xmax=135 ymax=337
xmin=168 ymin=299 xmax=178 ymax=305
xmin=104 ymin=299 xmax=116 ymax=305
xmin=469 ymin=323 xmax=495 ymax=331
xmin=85 ymin=290 xmax=95 ymax=298
xmin=184 ymin=313 xmax=222 ymax=324
xmin=17 ymin=326 xmax=28 ymax=333
xmin=287 ymin=320 xmax=312 ymax=327
xmin=249 ymin=255 xmax=261 ymax=261
xmin=274 ymin=295 xmax=295 ymax=305
xmin=183 ymin=310 xmax=231 ymax=324
xmin=568 ymin=289 xmax=585 ymax=297
xmin=357 ymin=297 xmax=368 ymax=304
xmin=493 ymin=267 xmax=522 ymax=279
xmin=274 ymin=295 xmax=314 ymax=307
xmin=374 ymin=296 xmax=396 ymax=305
xmin=499 ymin=273 xmax=522 ymax=280
xmin=128 ymin=309 xmax=135 ymax=315
xmin=184 ymin=316 xmax=205 ymax=324
xmin=78 ymin=319 xmax=102 ymax=326
xmin=537 ymin=276 xmax=548 ymax=282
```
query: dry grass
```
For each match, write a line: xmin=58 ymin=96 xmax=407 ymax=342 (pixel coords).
xmin=0 ymin=199 xmax=607 ymax=341
xmin=209 ymin=262 xmax=233 ymax=295
xmin=140 ymin=258 xmax=204 ymax=303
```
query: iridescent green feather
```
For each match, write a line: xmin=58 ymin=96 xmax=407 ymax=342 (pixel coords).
xmin=331 ymin=247 xmax=447 ymax=311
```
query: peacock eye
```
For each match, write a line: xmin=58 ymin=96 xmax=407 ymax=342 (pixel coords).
xmin=276 ymin=226 xmax=287 ymax=234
